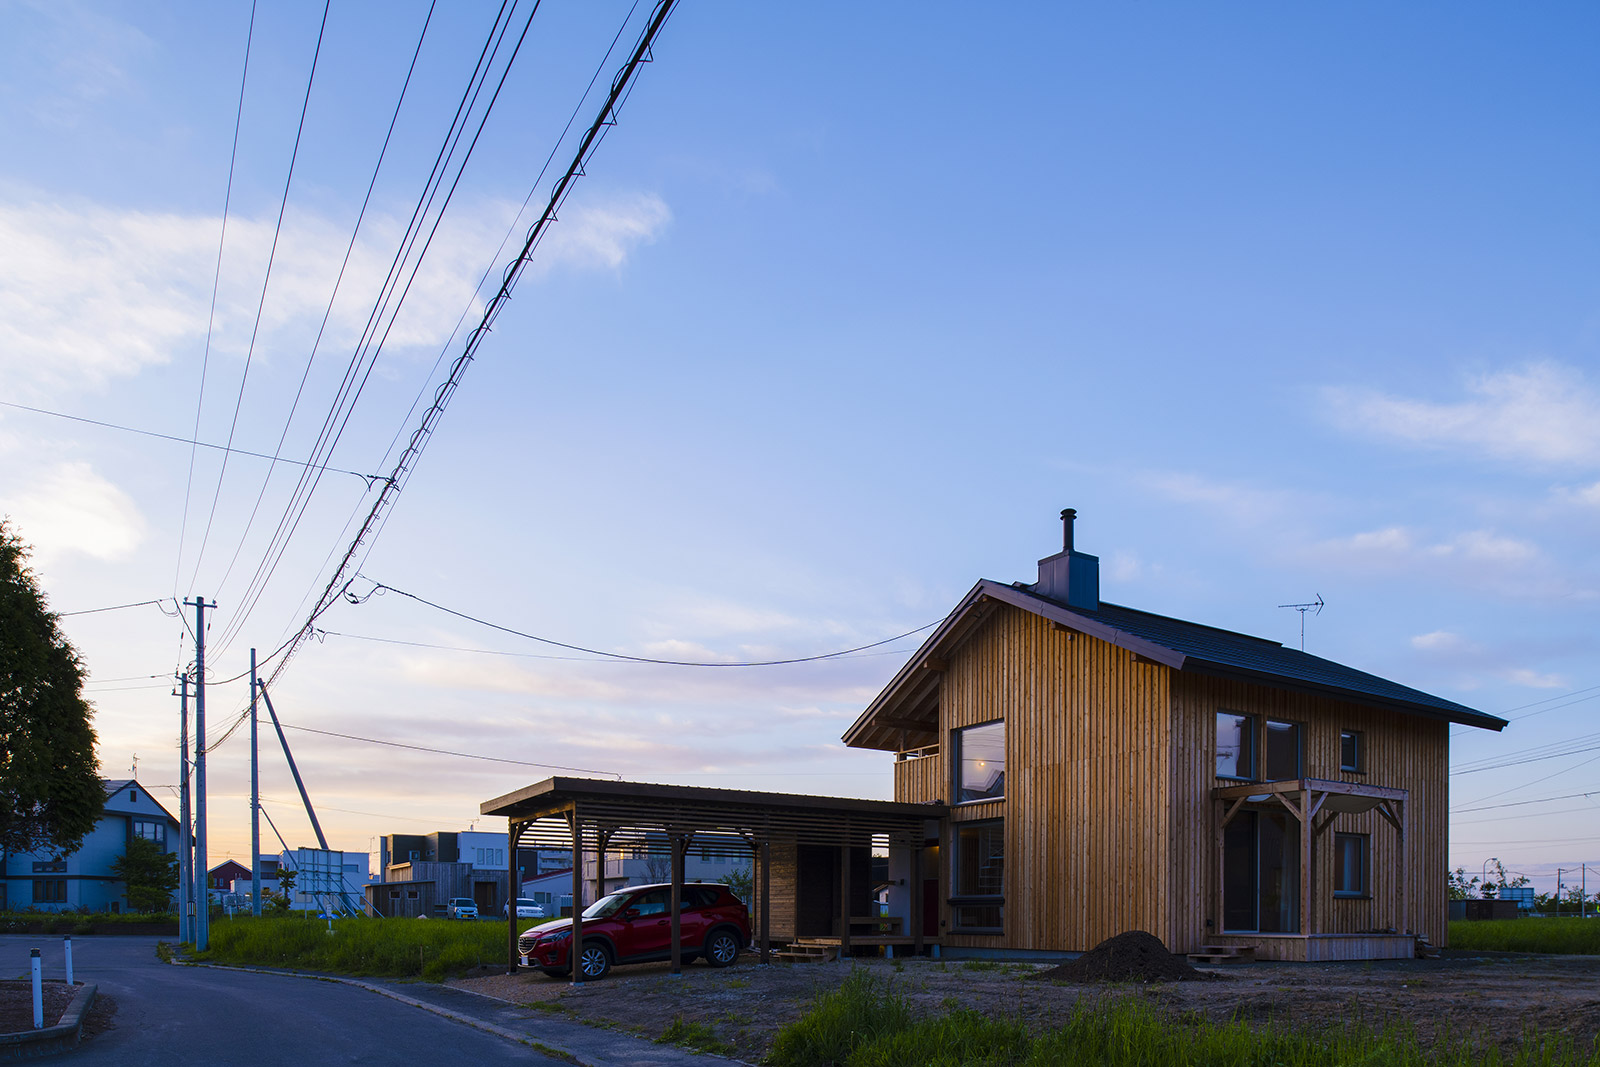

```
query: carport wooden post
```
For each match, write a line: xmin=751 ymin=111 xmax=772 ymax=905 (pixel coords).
xmin=506 ymin=816 xmax=521 ymax=974
xmin=838 ymin=845 xmax=851 ymax=958
xmin=569 ymin=806 xmax=585 ymax=986
xmin=759 ymin=840 xmax=771 ymax=964
xmin=670 ymin=833 xmax=688 ymax=976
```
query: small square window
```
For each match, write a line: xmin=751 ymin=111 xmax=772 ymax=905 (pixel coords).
xmin=1334 ymin=833 xmax=1368 ymax=896
xmin=1340 ymin=731 xmax=1363 ymax=772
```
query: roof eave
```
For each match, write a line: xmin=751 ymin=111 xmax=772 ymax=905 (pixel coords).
xmin=1182 ymin=659 xmax=1508 ymax=731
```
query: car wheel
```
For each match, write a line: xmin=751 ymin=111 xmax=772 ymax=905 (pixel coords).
xmin=703 ymin=927 xmax=741 ymax=967
xmin=576 ymin=941 xmax=612 ymax=980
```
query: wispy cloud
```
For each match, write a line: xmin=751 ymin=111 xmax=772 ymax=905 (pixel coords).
xmin=0 ymin=191 xmax=671 ymax=396
xmin=4 ymin=460 xmax=146 ymax=564
xmin=1324 ymin=362 xmax=1600 ymax=468
xmin=1409 ymin=629 xmax=1568 ymax=691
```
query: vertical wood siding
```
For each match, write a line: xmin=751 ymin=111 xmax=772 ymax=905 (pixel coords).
xmin=934 ymin=604 xmax=1171 ymax=952
xmin=895 ymin=751 xmax=944 ymax=805
xmin=1169 ymin=675 xmax=1450 ymax=951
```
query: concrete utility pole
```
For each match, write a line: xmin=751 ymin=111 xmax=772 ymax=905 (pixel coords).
xmin=185 ymin=597 xmax=213 ymax=951
xmin=250 ymin=648 xmax=262 ymax=916
xmin=178 ymin=673 xmax=192 ymax=944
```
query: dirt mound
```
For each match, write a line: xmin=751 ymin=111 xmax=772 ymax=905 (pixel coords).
xmin=1031 ymin=930 xmax=1210 ymax=984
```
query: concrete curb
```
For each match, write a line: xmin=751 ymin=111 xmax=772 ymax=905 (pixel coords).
xmin=0 ymin=983 xmax=97 ymax=1061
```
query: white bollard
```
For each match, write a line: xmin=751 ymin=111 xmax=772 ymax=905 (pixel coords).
xmin=30 ymin=949 xmax=43 ymax=1029
xmin=64 ymin=936 xmax=74 ymax=986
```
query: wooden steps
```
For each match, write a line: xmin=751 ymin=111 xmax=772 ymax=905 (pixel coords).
xmin=773 ymin=940 xmax=839 ymax=963
xmin=1187 ymin=944 xmax=1256 ymax=965
xmin=1413 ymin=936 xmax=1441 ymax=959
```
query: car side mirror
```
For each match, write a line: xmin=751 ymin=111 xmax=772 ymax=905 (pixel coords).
xmin=620 ymin=907 xmax=640 ymax=921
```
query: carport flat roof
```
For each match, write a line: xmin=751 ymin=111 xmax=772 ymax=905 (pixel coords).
xmin=482 ymin=776 xmax=945 ymax=850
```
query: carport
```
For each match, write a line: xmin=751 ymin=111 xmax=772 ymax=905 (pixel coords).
xmin=482 ymin=776 xmax=945 ymax=982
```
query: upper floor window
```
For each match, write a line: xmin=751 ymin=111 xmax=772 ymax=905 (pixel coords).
xmin=1215 ymin=712 xmax=1256 ymax=779
xmin=133 ymin=819 xmax=167 ymax=847
xmin=953 ymin=721 xmax=1005 ymax=803
xmin=1264 ymin=719 xmax=1302 ymax=781
xmin=1340 ymin=730 xmax=1364 ymax=772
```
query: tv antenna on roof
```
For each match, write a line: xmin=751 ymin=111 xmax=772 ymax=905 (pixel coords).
xmin=1277 ymin=594 xmax=1324 ymax=651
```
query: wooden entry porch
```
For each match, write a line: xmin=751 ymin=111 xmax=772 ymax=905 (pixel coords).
xmin=1212 ymin=778 xmax=1413 ymax=960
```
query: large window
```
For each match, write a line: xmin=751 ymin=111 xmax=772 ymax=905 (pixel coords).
xmin=133 ymin=819 xmax=167 ymax=847
xmin=1215 ymin=712 xmax=1256 ymax=779
xmin=32 ymin=879 xmax=66 ymax=904
xmin=953 ymin=721 xmax=1005 ymax=803
xmin=1334 ymin=833 xmax=1369 ymax=896
xmin=1264 ymin=720 xmax=1302 ymax=781
xmin=951 ymin=820 xmax=1004 ymax=932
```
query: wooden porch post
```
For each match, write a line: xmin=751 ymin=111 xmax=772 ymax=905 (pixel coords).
xmin=838 ymin=844 xmax=851 ymax=958
xmin=911 ymin=844 xmax=924 ymax=957
xmin=1215 ymin=800 xmax=1226 ymax=937
xmin=569 ymin=805 xmax=585 ymax=987
xmin=670 ymin=833 xmax=688 ymax=976
xmin=759 ymin=840 xmax=771 ymax=965
xmin=1299 ymin=787 xmax=1311 ymax=936
xmin=1399 ymin=799 xmax=1409 ymax=936
xmin=506 ymin=816 xmax=520 ymax=974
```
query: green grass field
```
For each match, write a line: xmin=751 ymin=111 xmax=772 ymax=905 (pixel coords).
xmin=194 ymin=915 xmax=556 ymax=980
xmin=1449 ymin=918 xmax=1600 ymax=955
xmin=767 ymin=970 xmax=1600 ymax=1067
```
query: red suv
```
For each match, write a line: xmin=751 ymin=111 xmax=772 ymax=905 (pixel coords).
xmin=518 ymin=882 xmax=749 ymax=980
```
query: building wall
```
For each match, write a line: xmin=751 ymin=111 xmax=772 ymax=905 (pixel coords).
xmin=2 ymin=781 xmax=178 ymax=913
xmin=1169 ymin=673 xmax=1450 ymax=950
xmin=906 ymin=604 xmax=1173 ymax=952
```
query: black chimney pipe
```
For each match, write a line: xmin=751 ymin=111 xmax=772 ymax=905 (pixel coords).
xmin=1061 ymin=508 xmax=1076 ymax=553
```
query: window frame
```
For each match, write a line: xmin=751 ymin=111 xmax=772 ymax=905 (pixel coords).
xmin=952 ymin=720 xmax=1006 ymax=804
xmin=949 ymin=819 xmax=1005 ymax=934
xmin=1333 ymin=832 xmax=1369 ymax=898
xmin=32 ymin=879 xmax=67 ymax=904
xmin=1215 ymin=711 xmax=1258 ymax=781
xmin=1340 ymin=730 xmax=1364 ymax=773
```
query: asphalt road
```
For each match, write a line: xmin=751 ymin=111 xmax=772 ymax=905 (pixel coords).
xmin=0 ymin=935 xmax=565 ymax=1066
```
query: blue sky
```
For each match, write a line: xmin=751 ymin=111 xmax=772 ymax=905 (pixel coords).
xmin=1 ymin=1 xmax=1596 ymax=893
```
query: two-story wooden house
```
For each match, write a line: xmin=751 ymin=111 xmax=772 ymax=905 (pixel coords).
xmin=844 ymin=512 xmax=1506 ymax=960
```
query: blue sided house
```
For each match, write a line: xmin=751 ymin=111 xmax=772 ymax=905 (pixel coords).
xmin=1 ymin=779 xmax=180 ymax=913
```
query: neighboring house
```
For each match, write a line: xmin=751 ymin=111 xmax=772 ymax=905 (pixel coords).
xmin=591 ymin=831 xmax=750 ymax=896
xmin=843 ymin=512 xmax=1508 ymax=960
xmin=1 ymin=779 xmax=179 ymax=913
xmin=375 ymin=829 xmax=565 ymax=917
xmin=208 ymin=860 xmax=250 ymax=894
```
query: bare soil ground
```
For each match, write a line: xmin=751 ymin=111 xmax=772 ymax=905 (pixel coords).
xmin=0 ymin=979 xmax=114 ymax=1036
xmin=452 ymin=950 xmax=1600 ymax=1064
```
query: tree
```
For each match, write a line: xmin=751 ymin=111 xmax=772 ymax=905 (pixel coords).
xmin=0 ymin=521 xmax=102 ymax=855
xmin=111 ymin=835 xmax=178 ymax=913
xmin=1447 ymin=867 xmax=1480 ymax=901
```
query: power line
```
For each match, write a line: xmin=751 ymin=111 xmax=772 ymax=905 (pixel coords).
xmin=277 ymin=722 xmax=619 ymax=778
xmin=0 ymin=402 xmax=370 ymax=481
xmin=57 ymin=597 xmax=173 ymax=618
xmin=314 ymin=628 xmax=923 ymax=664
xmin=187 ymin=0 xmax=333 ymax=591
xmin=1453 ymin=790 xmax=1600 ymax=814
xmin=357 ymin=578 xmax=945 ymax=667
xmin=211 ymin=0 xmax=528 ymax=658
xmin=208 ymin=0 xmax=441 ymax=638
xmin=259 ymin=0 xmax=680 ymax=694
xmin=176 ymin=0 xmax=257 ymax=597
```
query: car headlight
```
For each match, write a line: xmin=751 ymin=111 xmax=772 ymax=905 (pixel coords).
xmin=543 ymin=929 xmax=570 ymax=943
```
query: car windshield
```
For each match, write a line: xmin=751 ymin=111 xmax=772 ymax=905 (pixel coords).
xmin=516 ymin=899 xmax=537 ymax=907
xmin=582 ymin=892 xmax=634 ymax=919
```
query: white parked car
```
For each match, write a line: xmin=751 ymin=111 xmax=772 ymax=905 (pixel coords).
xmin=447 ymin=897 xmax=479 ymax=920
xmin=504 ymin=897 xmax=547 ymax=919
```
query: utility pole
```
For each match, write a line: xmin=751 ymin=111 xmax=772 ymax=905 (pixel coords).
xmin=250 ymin=648 xmax=261 ymax=916
xmin=178 ymin=672 xmax=192 ymax=944
xmin=185 ymin=597 xmax=213 ymax=951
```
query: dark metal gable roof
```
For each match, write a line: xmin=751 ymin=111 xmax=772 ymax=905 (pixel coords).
xmin=843 ymin=580 xmax=1506 ymax=749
